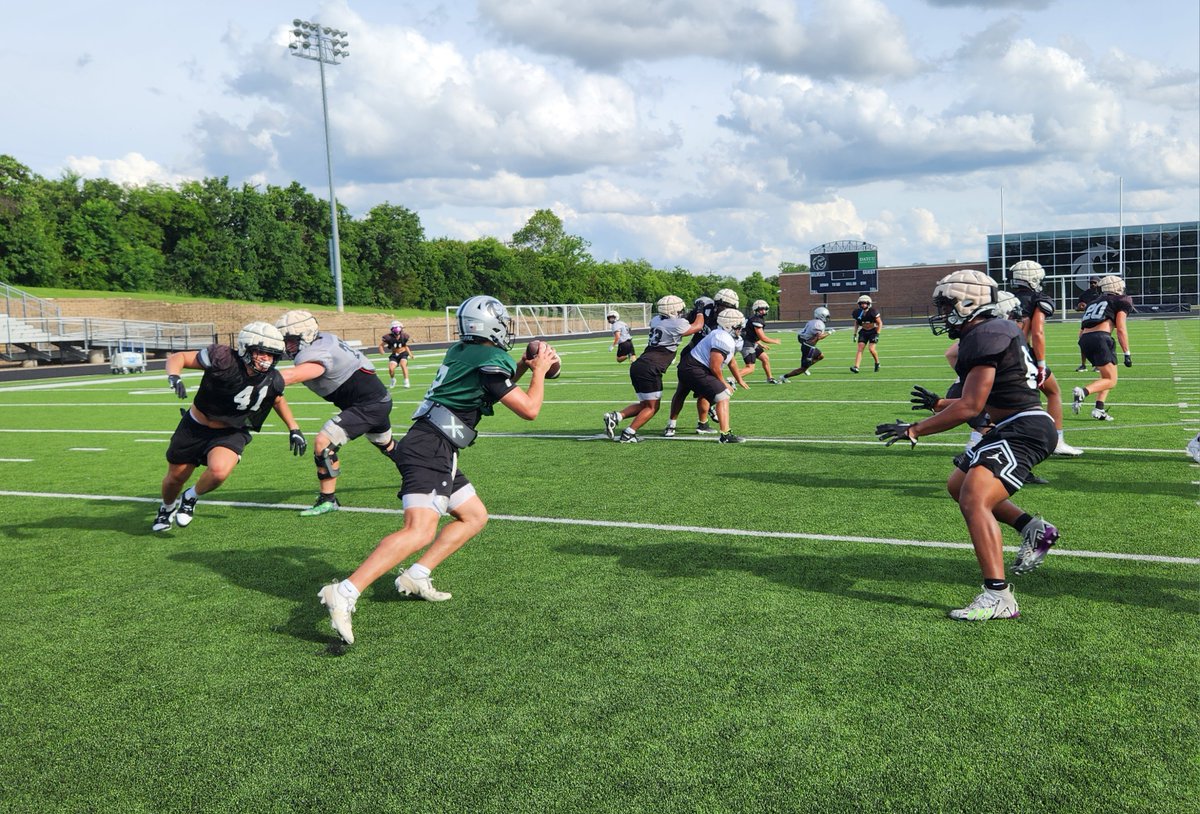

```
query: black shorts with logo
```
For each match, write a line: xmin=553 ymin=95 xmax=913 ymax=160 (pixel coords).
xmin=741 ymin=344 xmax=765 ymax=364
xmin=1079 ymin=331 xmax=1117 ymax=367
xmin=857 ymin=328 xmax=879 ymax=344
xmin=629 ymin=350 xmax=671 ymax=396
xmin=166 ymin=412 xmax=252 ymax=467
xmin=616 ymin=339 xmax=635 ymax=358
xmin=953 ymin=411 xmax=1056 ymax=495
xmin=677 ymin=354 xmax=727 ymax=402
xmin=394 ymin=422 xmax=470 ymax=500
xmin=799 ymin=339 xmax=822 ymax=364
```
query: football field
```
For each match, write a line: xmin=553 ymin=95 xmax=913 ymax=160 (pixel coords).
xmin=1 ymin=317 xmax=1197 ymax=813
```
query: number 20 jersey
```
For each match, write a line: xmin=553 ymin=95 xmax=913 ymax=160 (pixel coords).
xmin=192 ymin=344 xmax=285 ymax=430
xmin=953 ymin=318 xmax=1042 ymax=413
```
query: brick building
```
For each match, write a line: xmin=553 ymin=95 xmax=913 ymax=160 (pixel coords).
xmin=779 ymin=262 xmax=986 ymax=325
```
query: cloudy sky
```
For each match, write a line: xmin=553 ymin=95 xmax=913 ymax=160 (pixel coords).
xmin=4 ymin=0 xmax=1197 ymax=277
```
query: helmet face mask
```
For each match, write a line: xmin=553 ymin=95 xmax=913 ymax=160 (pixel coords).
xmin=275 ymin=310 xmax=320 ymax=359
xmin=858 ymin=295 xmax=872 ymax=307
xmin=928 ymin=270 xmax=998 ymax=339
xmin=390 ymin=320 xmax=403 ymax=336
xmin=458 ymin=296 xmax=514 ymax=350
xmin=1009 ymin=260 xmax=1045 ymax=291
xmin=606 ymin=310 xmax=619 ymax=324
xmin=656 ymin=295 xmax=685 ymax=318
xmin=237 ymin=321 xmax=285 ymax=373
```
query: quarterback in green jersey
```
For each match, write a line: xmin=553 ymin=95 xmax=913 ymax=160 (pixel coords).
xmin=318 ymin=295 xmax=559 ymax=645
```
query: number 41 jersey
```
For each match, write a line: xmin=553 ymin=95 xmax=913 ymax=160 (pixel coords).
xmin=192 ymin=344 xmax=286 ymax=430
xmin=953 ymin=318 xmax=1042 ymax=413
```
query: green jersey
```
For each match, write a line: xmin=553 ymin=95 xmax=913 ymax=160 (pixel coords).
xmin=420 ymin=341 xmax=518 ymax=428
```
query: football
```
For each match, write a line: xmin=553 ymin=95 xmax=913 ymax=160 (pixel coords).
xmin=525 ymin=339 xmax=561 ymax=379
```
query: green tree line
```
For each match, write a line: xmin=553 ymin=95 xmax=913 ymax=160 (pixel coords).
xmin=0 ymin=155 xmax=788 ymax=311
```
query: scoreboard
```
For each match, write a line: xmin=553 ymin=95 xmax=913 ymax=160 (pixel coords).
xmin=809 ymin=248 xmax=878 ymax=294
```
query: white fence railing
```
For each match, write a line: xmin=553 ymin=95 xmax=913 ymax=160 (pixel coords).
xmin=0 ymin=315 xmax=216 ymax=359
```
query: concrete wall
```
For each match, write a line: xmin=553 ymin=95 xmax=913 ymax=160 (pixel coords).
xmin=779 ymin=262 xmax=986 ymax=325
xmin=46 ymin=298 xmax=449 ymax=349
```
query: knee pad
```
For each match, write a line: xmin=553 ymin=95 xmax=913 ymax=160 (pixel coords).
xmin=315 ymin=445 xmax=341 ymax=480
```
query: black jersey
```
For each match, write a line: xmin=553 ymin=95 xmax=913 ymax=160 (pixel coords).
xmin=1080 ymin=293 xmax=1134 ymax=329
xmin=685 ymin=302 xmax=731 ymax=350
xmin=192 ymin=344 xmax=286 ymax=431
xmin=381 ymin=332 xmax=409 ymax=352
xmin=852 ymin=306 xmax=880 ymax=327
xmin=954 ymin=319 xmax=1041 ymax=413
xmin=744 ymin=313 xmax=767 ymax=345
xmin=1011 ymin=286 xmax=1054 ymax=320
xmin=1076 ymin=287 xmax=1103 ymax=310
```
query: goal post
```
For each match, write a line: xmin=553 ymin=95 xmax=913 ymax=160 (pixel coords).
xmin=444 ymin=302 xmax=651 ymax=341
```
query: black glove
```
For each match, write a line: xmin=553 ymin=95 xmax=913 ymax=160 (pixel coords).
xmin=910 ymin=385 xmax=940 ymax=412
xmin=289 ymin=429 xmax=307 ymax=456
xmin=875 ymin=419 xmax=917 ymax=448
xmin=1124 ymin=353 xmax=1132 ymax=368
xmin=168 ymin=374 xmax=186 ymax=400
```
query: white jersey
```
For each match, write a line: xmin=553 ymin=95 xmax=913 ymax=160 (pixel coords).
xmin=798 ymin=318 xmax=826 ymax=343
xmin=688 ymin=326 xmax=737 ymax=367
xmin=611 ymin=320 xmax=632 ymax=342
xmin=645 ymin=315 xmax=691 ymax=353
xmin=293 ymin=332 xmax=375 ymax=398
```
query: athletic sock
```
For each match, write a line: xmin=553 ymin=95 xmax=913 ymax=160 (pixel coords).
xmin=408 ymin=563 xmax=431 ymax=580
xmin=1082 ymin=387 xmax=1090 ymax=397
xmin=1058 ymin=429 xmax=1064 ymax=441
xmin=666 ymin=419 xmax=677 ymax=429
xmin=337 ymin=579 xmax=360 ymax=600
xmin=182 ymin=486 xmax=198 ymax=501
xmin=621 ymin=428 xmax=636 ymax=438
xmin=1012 ymin=513 xmax=1034 ymax=533
xmin=984 ymin=578 xmax=1008 ymax=592
xmin=1096 ymin=400 xmax=1105 ymax=409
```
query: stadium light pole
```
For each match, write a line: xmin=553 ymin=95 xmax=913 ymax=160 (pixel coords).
xmin=289 ymin=19 xmax=350 ymax=312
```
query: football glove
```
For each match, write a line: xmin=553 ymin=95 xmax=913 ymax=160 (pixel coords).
xmin=289 ymin=429 xmax=307 ymax=456
xmin=909 ymin=385 xmax=940 ymax=412
xmin=1035 ymin=361 xmax=1047 ymax=386
xmin=167 ymin=374 xmax=186 ymax=399
xmin=1124 ymin=353 xmax=1132 ymax=368
xmin=875 ymin=419 xmax=917 ymax=448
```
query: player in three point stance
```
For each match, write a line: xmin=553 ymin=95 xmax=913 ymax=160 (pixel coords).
xmin=779 ymin=306 xmax=834 ymax=381
xmin=1072 ymin=275 xmax=1133 ymax=422
xmin=152 ymin=322 xmax=306 ymax=532
xmin=318 ymin=296 xmax=558 ymax=645
xmin=876 ymin=270 xmax=1059 ymax=621
xmin=276 ymin=310 xmax=394 ymax=516
xmin=603 ymin=294 xmax=702 ymax=443
xmin=378 ymin=320 xmax=414 ymax=389
xmin=850 ymin=294 xmax=883 ymax=373
xmin=739 ymin=299 xmax=782 ymax=383
xmin=1007 ymin=261 xmax=1083 ymax=456
xmin=607 ymin=310 xmax=638 ymax=363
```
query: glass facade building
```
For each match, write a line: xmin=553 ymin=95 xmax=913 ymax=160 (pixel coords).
xmin=987 ymin=221 xmax=1198 ymax=312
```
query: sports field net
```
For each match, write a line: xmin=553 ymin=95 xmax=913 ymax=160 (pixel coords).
xmin=444 ymin=302 xmax=651 ymax=341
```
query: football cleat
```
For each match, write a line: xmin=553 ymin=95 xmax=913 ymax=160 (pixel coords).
xmin=1188 ymin=434 xmax=1200 ymax=464
xmin=151 ymin=501 xmax=178 ymax=532
xmin=1091 ymin=408 xmax=1113 ymax=421
xmin=389 ymin=379 xmax=396 ymax=389
xmin=949 ymin=585 xmax=1020 ymax=621
xmin=174 ymin=491 xmax=198 ymax=527
xmin=1023 ymin=472 xmax=1050 ymax=485
xmin=318 ymin=583 xmax=356 ymax=644
xmin=850 ymin=366 xmax=859 ymax=374
xmin=767 ymin=378 xmax=780 ymax=384
xmin=1074 ymin=364 xmax=1087 ymax=373
xmin=618 ymin=432 xmax=641 ymax=443
xmin=301 ymin=495 xmax=340 ymax=516
xmin=718 ymin=431 xmax=745 ymax=444
xmin=1053 ymin=439 xmax=1084 ymax=456
xmin=396 ymin=571 xmax=452 ymax=602
xmin=662 ymin=426 xmax=676 ymax=438
xmin=403 ymin=379 xmax=410 ymax=389
xmin=1071 ymin=387 xmax=1085 ymax=414
xmin=707 ymin=404 xmax=719 ymax=423
xmin=874 ymin=362 xmax=880 ymax=372
xmin=778 ymin=376 xmax=789 ymax=384
xmin=602 ymin=411 xmax=620 ymax=440
xmin=1013 ymin=518 xmax=1059 ymax=575
xmin=696 ymin=422 xmax=717 ymax=434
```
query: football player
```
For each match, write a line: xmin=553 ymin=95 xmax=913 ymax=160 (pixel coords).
xmin=778 ymin=306 xmax=834 ymax=381
xmin=739 ymin=299 xmax=782 ymax=383
xmin=1074 ymin=276 xmax=1103 ymax=371
xmin=876 ymin=270 xmax=1059 ymax=622
xmin=152 ymin=322 xmax=305 ymax=532
xmin=318 ymin=295 xmax=558 ymax=644
xmin=276 ymin=310 xmax=394 ymax=516
xmin=663 ymin=289 xmax=745 ymax=436
xmin=378 ymin=320 xmax=414 ymax=389
xmin=1072 ymin=275 xmax=1133 ymax=421
xmin=668 ymin=308 xmax=748 ymax=444
xmin=603 ymin=294 xmax=702 ymax=443
xmin=607 ymin=310 xmax=637 ymax=363
xmin=1008 ymin=261 xmax=1083 ymax=456
xmin=850 ymin=294 xmax=883 ymax=373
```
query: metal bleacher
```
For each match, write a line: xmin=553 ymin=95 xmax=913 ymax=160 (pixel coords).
xmin=1 ymin=283 xmax=216 ymax=364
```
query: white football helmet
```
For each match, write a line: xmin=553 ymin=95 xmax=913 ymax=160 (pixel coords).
xmin=458 ymin=295 xmax=513 ymax=349
xmin=930 ymin=270 xmax=998 ymax=338
xmin=814 ymin=306 xmax=830 ymax=321
xmin=389 ymin=320 xmax=404 ymax=334
xmin=275 ymin=310 xmax=320 ymax=358
xmin=751 ymin=299 xmax=769 ymax=314
xmin=714 ymin=288 xmax=740 ymax=308
xmin=656 ymin=295 xmax=685 ymax=318
xmin=1098 ymin=275 xmax=1125 ymax=295
xmin=995 ymin=290 xmax=1022 ymax=320
xmin=606 ymin=310 xmax=619 ymax=322
xmin=1009 ymin=260 xmax=1045 ymax=291
xmin=237 ymin=321 xmax=285 ymax=372
xmin=857 ymin=295 xmax=873 ymax=306
xmin=716 ymin=309 xmax=746 ymax=335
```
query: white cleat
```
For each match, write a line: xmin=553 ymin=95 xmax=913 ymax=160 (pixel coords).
xmin=1091 ymin=408 xmax=1114 ymax=421
xmin=396 ymin=571 xmax=452 ymax=602
xmin=949 ymin=585 xmax=1020 ymax=621
xmin=1053 ymin=439 xmax=1084 ymax=456
xmin=1071 ymin=387 xmax=1085 ymax=415
xmin=1189 ymin=434 xmax=1200 ymax=464
xmin=318 ymin=583 xmax=356 ymax=644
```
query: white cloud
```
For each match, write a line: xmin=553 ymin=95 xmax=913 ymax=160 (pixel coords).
xmin=64 ymin=153 xmax=191 ymax=186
